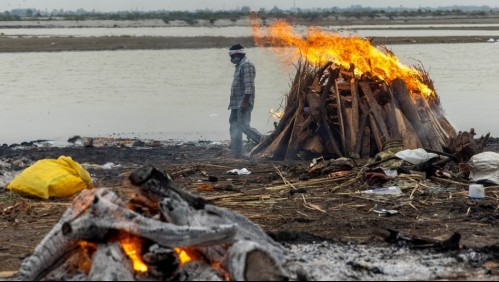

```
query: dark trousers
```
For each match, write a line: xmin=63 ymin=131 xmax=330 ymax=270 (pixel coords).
xmin=229 ymin=108 xmax=262 ymax=158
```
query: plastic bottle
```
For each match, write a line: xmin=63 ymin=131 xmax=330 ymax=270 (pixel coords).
xmin=362 ymin=186 xmax=402 ymax=195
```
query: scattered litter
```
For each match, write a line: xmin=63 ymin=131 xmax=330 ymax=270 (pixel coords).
xmin=226 ymin=168 xmax=251 ymax=175
xmin=363 ymin=168 xmax=396 ymax=185
xmin=425 ymin=186 xmax=458 ymax=195
xmin=82 ymin=162 xmax=121 ymax=170
xmin=395 ymin=148 xmax=438 ymax=165
xmin=101 ymin=162 xmax=120 ymax=170
xmin=373 ymin=209 xmax=400 ymax=216
xmin=362 ymin=186 xmax=402 ymax=195
xmin=469 ymin=184 xmax=485 ymax=199
xmin=196 ymin=183 xmax=214 ymax=192
xmin=309 ymin=157 xmax=324 ymax=168
xmin=467 ymin=151 xmax=499 ymax=184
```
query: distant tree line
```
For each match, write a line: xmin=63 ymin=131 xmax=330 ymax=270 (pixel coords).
xmin=1 ymin=5 xmax=498 ymax=22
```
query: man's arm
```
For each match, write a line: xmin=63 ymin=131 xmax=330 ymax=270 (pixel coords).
xmin=240 ymin=63 xmax=255 ymax=112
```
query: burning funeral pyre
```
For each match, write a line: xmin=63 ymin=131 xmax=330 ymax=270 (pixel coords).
xmin=249 ymin=17 xmax=457 ymax=160
xmin=11 ymin=166 xmax=290 ymax=281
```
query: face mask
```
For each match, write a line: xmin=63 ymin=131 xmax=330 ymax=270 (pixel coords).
xmin=230 ymin=56 xmax=242 ymax=64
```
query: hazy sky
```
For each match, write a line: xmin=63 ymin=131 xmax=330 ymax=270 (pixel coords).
xmin=1 ymin=1 xmax=498 ymax=12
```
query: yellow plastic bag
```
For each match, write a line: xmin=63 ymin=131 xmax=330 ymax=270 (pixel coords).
xmin=7 ymin=156 xmax=94 ymax=199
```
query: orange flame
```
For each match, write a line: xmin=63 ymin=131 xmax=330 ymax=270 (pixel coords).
xmin=119 ymin=235 xmax=148 ymax=273
xmin=250 ymin=16 xmax=434 ymax=97
xmin=270 ymin=108 xmax=284 ymax=119
xmin=174 ymin=248 xmax=194 ymax=266
xmin=78 ymin=241 xmax=97 ymax=274
xmin=174 ymin=248 xmax=231 ymax=280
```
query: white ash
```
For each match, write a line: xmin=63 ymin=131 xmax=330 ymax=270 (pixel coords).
xmin=284 ymin=241 xmax=492 ymax=281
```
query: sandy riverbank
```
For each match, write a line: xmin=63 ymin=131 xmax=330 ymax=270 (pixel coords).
xmin=0 ymin=35 xmax=496 ymax=53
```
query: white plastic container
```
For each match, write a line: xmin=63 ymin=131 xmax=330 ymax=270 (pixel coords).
xmin=362 ymin=186 xmax=402 ymax=195
xmin=469 ymin=184 xmax=485 ymax=199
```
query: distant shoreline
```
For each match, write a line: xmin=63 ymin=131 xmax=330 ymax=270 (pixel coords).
xmin=1 ymin=17 xmax=498 ymax=52
xmin=0 ymin=35 xmax=496 ymax=53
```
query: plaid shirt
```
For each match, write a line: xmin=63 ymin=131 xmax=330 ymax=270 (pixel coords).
xmin=228 ymin=57 xmax=256 ymax=110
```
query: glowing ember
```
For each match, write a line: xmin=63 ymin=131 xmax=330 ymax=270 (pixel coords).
xmin=174 ymin=248 xmax=193 ymax=266
xmin=119 ymin=235 xmax=148 ymax=273
xmin=78 ymin=241 xmax=96 ymax=274
xmin=250 ymin=15 xmax=435 ymax=98
xmin=270 ymin=108 xmax=284 ymax=119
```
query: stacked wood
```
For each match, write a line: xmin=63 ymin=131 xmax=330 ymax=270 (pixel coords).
xmin=444 ymin=128 xmax=490 ymax=162
xmin=251 ymin=61 xmax=457 ymax=160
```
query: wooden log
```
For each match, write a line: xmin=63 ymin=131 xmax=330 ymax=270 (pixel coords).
xmin=142 ymin=244 xmax=180 ymax=280
xmin=137 ymin=167 xmax=289 ymax=281
xmin=321 ymin=69 xmax=343 ymax=157
xmin=41 ymin=248 xmax=90 ymax=281
xmin=380 ymin=88 xmax=402 ymax=140
xmin=303 ymin=135 xmax=324 ymax=156
xmin=353 ymin=111 xmax=369 ymax=158
xmin=359 ymin=82 xmax=390 ymax=143
xmin=159 ymin=199 xmax=286 ymax=259
xmin=391 ymin=78 xmax=432 ymax=148
xmin=393 ymin=107 xmax=422 ymax=149
xmin=129 ymin=165 xmax=206 ymax=210
xmin=386 ymin=87 xmax=422 ymax=149
xmin=361 ymin=125 xmax=372 ymax=157
xmin=221 ymin=240 xmax=288 ymax=281
xmin=285 ymin=84 xmax=311 ymax=159
xmin=14 ymin=189 xmax=121 ymax=281
xmin=250 ymin=101 xmax=298 ymax=158
xmin=178 ymin=261 xmax=224 ymax=281
xmin=89 ymin=242 xmax=135 ymax=281
xmin=334 ymin=79 xmax=346 ymax=153
xmin=259 ymin=116 xmax=295 ymax=160
xmin=342 ymin=95 xmax=354 ymax=154
xmin=422 ymin=96 xmax=458 ymax=143
xmin=350 ymin=78 xmax=360 ymax=155
xmin=62 ymin=189 xmax=237 ymax=248
xmin=414 ymin=96 xmax=443 ymax=151
xmin=306 ymin=92 xmax=322 ymax=119
xmin=368 ymin=114 xmax=383 ymax=152
xmin=358 ymin=97 xmax=382 ymax=152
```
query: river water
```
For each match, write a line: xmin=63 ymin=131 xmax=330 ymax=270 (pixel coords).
xmin=1 ymin=27 xmax=498 ymax=145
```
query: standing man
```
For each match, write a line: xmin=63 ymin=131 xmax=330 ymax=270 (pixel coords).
xmin=228 ymin=43 xmax=263 ymax=159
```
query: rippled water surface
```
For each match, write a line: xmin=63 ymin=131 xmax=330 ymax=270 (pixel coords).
xmin=1 ymin=42 xmax=498 ymax=144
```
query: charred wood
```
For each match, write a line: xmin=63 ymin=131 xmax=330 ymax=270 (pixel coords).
xmin=88 ymin=242 xmax=135 ymax=281
xmin=62 ymin=189 xmax=237 ymax=248
xmin=13 ymin=189 xmax=121 ymax=281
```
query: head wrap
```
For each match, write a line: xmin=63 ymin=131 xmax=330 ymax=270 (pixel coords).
xmin=228 ymin=43 xmax=246 ymax=56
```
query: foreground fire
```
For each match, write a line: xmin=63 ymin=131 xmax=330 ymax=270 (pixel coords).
xmin=250 ymin=15 xmax=434 ymax=98
xmin=13 ymin=166 xmax=289 ymax=281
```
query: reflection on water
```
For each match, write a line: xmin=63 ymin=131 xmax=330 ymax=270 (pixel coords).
xmin=1 ymin=43 xmax=498 ymax=144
